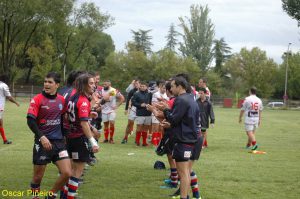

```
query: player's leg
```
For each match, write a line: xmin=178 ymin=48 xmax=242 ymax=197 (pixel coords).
xmin=245 ymin=124 xmax=258 ymax=150
xmin=47 ymin=159 xmax=72 ymax=199
xmin=135 ymin=117 xmax=143 ymax=146
xmin=151 ymin=115 xmax=160 ymax=146
xmin=66 ymin=137 xmax=90 ymax=199
xmin=173 ymin=143 xmax=193 ymax=199
xmin=122 ymin=119 xmax=134 ymax=144
xmin=31 ymin=165 xmax=47 ymax=199
xmin=102 ymin=114 xmax=109 ymax=143
xmin=108 ymin=112 xmax=116 ymax=143
xmin=0 ymin=117 xmax=11 ymax=144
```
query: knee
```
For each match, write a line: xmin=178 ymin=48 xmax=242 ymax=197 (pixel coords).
xmin=32 ymin=174 xmax=43 ymax=184
xmin=61 ymin=170 xmax=72 ymax=180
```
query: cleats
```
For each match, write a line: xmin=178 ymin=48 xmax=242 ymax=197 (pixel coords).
xmin=142 ymin=143 xmax=148 ymax=147
xmin=103 ymin=139 xmax=108 ymax=143
xmin=3 ymin=140 xmax=12 ymax=144
xmin=164 ymin=178 xmax=172 ymax=185
xmin=169 ymin=188 xmax=180 ymax=197
xmin=121 ymin=139 xmax=127 ymax=144
xmin=109 ymin=139 xmax=115 ymax=144
xmin=251 ymin=144 xmax=258 ymax=150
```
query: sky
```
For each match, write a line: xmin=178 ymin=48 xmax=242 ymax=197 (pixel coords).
xmin=80 ymin=0 xmax=299 ymax=64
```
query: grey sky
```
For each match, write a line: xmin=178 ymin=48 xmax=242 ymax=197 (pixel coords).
xmin=83 ymin=0 xmax=300 ymax=63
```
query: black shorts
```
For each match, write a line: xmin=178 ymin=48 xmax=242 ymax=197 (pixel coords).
xmin=166 ymin=135 xmax=175 ymax=155
xmin=172 ymin=143 xmax=195 ymax=162
xmin=190 ymin=136 xmax=203 ymax=161
xmin=67 ymin=136 xmax=91 ymax=162
xmin=33 ymin=139 xmax=69 ymax=165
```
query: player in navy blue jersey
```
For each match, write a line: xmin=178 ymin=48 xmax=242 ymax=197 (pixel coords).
xmin=161 ymin=76 xmax=200 ymax=199
xmin=27 ymin=72 xmax=72 ymax=199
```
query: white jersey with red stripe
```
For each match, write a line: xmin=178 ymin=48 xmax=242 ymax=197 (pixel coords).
xmin=0 ymin=81 xmax=11 ymax=111
xmin=101 ymin=87 xmax=121 ymax=114
xmin=241 ymin=95 xmax=263 ymax=124
xmin=152 ymin=91 xmax=169 ymax=104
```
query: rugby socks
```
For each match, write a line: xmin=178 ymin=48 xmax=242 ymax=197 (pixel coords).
xmin=60 ymin=183 xmax=68 ymax=199
xmin=0 ymin=127 xmax=7 ymax=142
xmin=136 ymin=131 xmax=142 ymax=145
xmin=251 ymin=141 xmax=257 ymax=146
xmin=190 ymin=171 xmax=199 ymax=198
xmin=109 ymin=125 xmax=115 ymax=140
xmin=104 ymin=128 xmax=109 ymax=141
xmin=142 ymin=131 xmax=148 ymax=145
xmin=204 ymin=139 xmax=208 ymax=147
xmin=67 ymin=176 xmax=79 ymax=199
xmin=170 ymin=168 xmax=178 ymax=187
xmin=30 ymin=182 xmax=40 ymax=199
xmin=151 ymin=132 xmax=161 ymax=146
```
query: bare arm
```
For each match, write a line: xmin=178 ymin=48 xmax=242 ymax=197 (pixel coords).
xmin=81 ymin=121 xmax=99 ymax=153
xmin=6 ymin=96 xmax=19 ymax=106
xmin=239 ymin=110 xmax=244 ymax=123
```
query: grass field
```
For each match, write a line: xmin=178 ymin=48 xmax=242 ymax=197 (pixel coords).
xmin=0 ymin=99 xmax=300 ymax=199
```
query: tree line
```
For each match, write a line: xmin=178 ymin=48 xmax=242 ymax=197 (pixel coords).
xmin=0 ymin=1 xmax=299 ymax=99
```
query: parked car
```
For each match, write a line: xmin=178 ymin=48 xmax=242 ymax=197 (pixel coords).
xmin=267 ymin=102 xmax=284 ymax=108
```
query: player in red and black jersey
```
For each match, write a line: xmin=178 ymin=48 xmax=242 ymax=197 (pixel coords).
xmin=64 ymin=73 xmax=99 ymax=199
xmin=27 ymin=72 xmax=72 ymax=199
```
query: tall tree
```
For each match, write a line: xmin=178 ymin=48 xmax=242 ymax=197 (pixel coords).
xmin=0 ymin=0 xmax=73 ymax=82
xmin=130 ymin=29 xmax=153 ymax=55
xmin=165 ymin=23 xmax=179 ymax=51
xmin=179 ymin=4 xmax=215 ymax=72
xmin=282 ymin=0 xmax=300 ymax=24
xmin=213 ymin=38 xmax=231 ymax=74
xmin=223 ymin=47 xmax=278 ymax=98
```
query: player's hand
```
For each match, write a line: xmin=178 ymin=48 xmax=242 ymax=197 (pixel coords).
xmin=92 ymin=145 xmax=100 ymax=153
xmin=141 ymin=103 xmax=146 ymax=107
xmin=146 ymin=104 xmax=155 ymax=112
xmin=160 ymin=119 xmax=171 ymax=128
xmin=40 ymin=136 xmax=52 ymax=151
xmin=155 ymin=101 xmax=169 ymax=111
xmin=15 ymin=102 xmax=20 ymax=107
xmin=90 ymin=111 xmax=98 ymax=119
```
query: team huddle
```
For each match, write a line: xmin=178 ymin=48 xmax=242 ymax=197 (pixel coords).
xmin=0 ymin=70 xmax=262 ymax=199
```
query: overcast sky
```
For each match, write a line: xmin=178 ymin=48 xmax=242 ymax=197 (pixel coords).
xmin=81 ymin=0 xmax=300 ymax=63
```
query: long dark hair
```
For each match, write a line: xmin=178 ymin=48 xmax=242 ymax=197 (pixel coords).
xmin=75 ymin=73 xmax=93 ymax=95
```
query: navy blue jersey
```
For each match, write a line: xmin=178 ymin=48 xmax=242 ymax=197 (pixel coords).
xmin=27 ymin=92 xmax=65 ymax=140
xmin=164 ymin=93 xmax=200 ymax=144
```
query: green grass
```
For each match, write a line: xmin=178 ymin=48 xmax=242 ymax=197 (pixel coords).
xmin=0 ymin=99 xmax=300 ymax=199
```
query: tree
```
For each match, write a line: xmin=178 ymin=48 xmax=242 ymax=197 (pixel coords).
xmin=130 ymin=29 xmax=153 ymax=55
xmin=179 ymin=4 xmax=215 ymax=72
xmin=213 ymin=38 xmax=231 ymax=74
xmin=274 ymin=52 xmax=300 ymax=99
xmin=282 ymin=0 xmax=300 ymax=24
xmin=0 ymin=0 xmax=74 ymax=82
xmin=223 ymin=47 xmax=278 ymax=98
xmin=165 ymin=23 xmax=179 ymax=51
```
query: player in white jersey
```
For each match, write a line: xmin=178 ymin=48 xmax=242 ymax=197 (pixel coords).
xmin=239 ymin=87 xmax=263 ymax=150
xmin=0 ymin=75 xmax=19 ymax=144
xmin=151 ymin=81 xmax=169 ymax=146
xmin=101 ymin=80 xmax=124 ymax=143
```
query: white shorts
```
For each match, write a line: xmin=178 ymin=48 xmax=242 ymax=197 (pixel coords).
xmin=128 ymin=108 xmax=137 ymax=121
xmin=245 ymin=123 xmax=258 ymax=132
xmin=102 ymin=111 xmax=116 ymax=122
xmin=0 ymin=110 xmax=3 ymax=119
xmin=152 ymin=115 xmax=159 ymax=124
xmin=136 ymin=116 xmax=152 ymax=125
